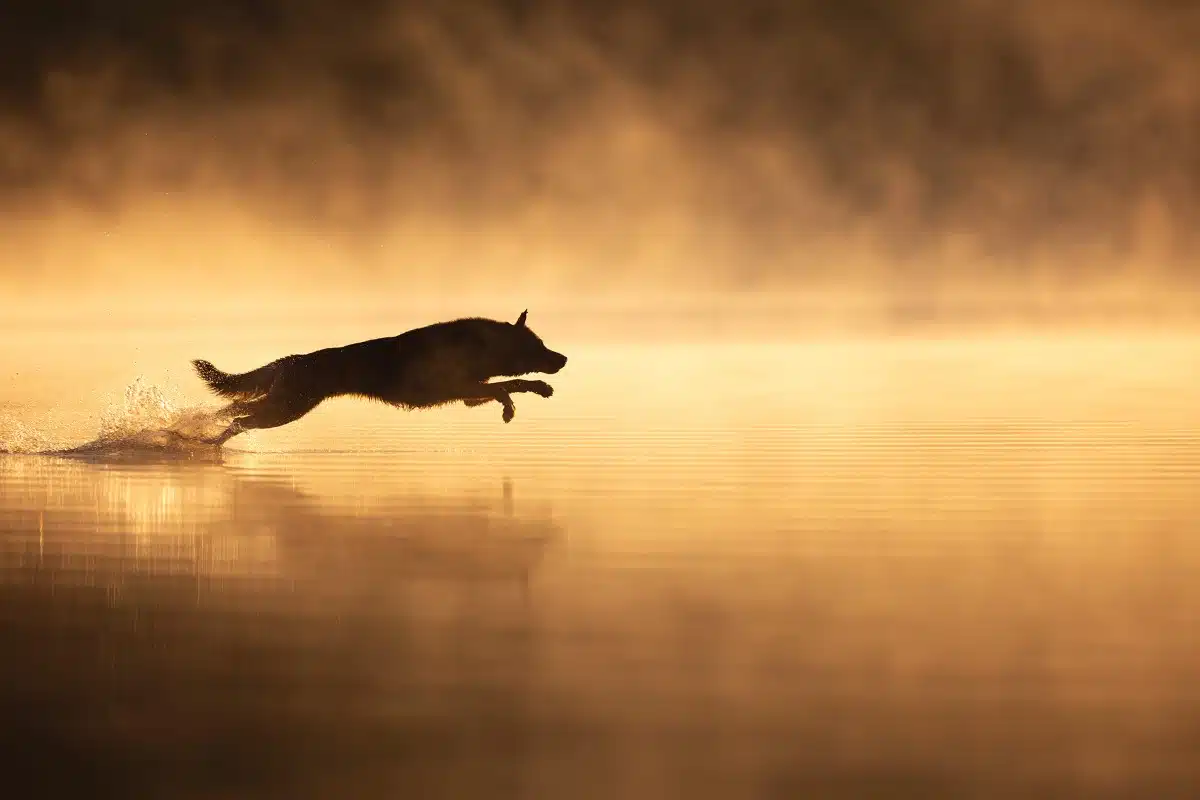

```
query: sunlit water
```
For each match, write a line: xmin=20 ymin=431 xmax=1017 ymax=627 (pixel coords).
xmin=2 ymin=327 xmax=1200 ymax=798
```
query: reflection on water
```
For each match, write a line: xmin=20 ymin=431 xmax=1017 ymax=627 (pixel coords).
xmin=2 ymin=335 xmax=1200 ymax=798
xmin=0 ymin=459 xmax=557 ymax=592
xmin=0 ymin=455 xmax=562 ymax=798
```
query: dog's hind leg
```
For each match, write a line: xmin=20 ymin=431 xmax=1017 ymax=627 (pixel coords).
xmin=198 ymin=400 xmax=252 ymax=446
xmin=204 ymin=419 xmax=247 ymax=446
xmin=204 ymin=388 xmax=324 ymax=446
xmin=236 ymin=393 xmax=324 ymax=432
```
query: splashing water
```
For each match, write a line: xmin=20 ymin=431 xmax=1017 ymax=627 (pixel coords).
xmin=95 ymin=378 xmax=206 ymax=439
xmin=1 ymin=376 xmax=244 ymax=459
xmin=0 ymin=418 xmax=57 ymax=455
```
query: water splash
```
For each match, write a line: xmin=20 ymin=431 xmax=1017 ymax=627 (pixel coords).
xmin=0 ymin=418 xmax=57 ymax=455
xmin=1 ymin=376 xmax=243 ymax=460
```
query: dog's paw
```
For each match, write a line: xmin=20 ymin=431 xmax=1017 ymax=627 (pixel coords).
xmin=528 ymin=380 xmax=554 ymax=398
xmin=502 ymin=405 xmax=515 ymax=423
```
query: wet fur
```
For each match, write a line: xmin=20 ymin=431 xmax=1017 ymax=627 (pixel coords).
xmin=192 ymin=311 xmax=567 ymax=445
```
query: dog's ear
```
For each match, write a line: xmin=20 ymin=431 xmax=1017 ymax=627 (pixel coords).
xmin=515 ymin=310 xmax=528 ymax=328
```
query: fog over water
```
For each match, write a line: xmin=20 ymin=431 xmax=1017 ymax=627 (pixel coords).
xmin=1 ymin=0 xmax=1197 ymax=318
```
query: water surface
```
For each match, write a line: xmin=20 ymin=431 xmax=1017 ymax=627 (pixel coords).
xmin=2 ymin=330 xmax=1199 ymax=798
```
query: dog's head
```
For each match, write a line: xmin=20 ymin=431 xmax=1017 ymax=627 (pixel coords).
xmin=490 ymin=310 xmax=568 ymax=377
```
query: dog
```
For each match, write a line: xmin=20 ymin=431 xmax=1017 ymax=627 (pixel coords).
xmin=191 ymin=310 xmax=567 ymax=446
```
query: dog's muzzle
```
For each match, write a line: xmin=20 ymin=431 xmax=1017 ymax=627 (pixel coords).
xmin=544 ymin=351 xmax=568 ymax=374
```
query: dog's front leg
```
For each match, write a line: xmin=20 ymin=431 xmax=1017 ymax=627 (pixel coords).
xmin=461 ymin=380 xmax=554 ymax=421
xmin=493 ymin=387 xmax=516 ymax=423
xmin=490 ymin=379 xmax=554 ymax=398
xmin=464 ymin=384 xmax=516 ymax=422
xmin=463 ymin=380 xmax=553 ymax=404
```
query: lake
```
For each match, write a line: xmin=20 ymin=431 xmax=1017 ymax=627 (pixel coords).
xmin=2 ymin=324 xmax=1199 ymax=798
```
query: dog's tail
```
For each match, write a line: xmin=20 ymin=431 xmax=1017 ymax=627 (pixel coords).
xmin=191 ymin=359 xmax=279 ymax=400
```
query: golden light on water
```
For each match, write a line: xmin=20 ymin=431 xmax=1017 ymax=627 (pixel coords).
xmin=1 ymin=297 xmax=1200 ymax=798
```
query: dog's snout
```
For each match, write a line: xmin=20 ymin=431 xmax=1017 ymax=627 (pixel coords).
xmin=546 ymin=351 xmax=568 ymax=373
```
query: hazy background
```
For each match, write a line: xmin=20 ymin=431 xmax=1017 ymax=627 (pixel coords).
xmin=2 ymin=0 xmax=1198 ymax=323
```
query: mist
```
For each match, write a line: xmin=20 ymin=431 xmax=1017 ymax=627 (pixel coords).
xmin=2 ymin=0 xmax=1198 ymax=316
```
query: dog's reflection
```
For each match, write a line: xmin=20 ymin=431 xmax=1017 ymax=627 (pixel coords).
xmin=0 ymin=461 xmax=560 ymax=796
xmin=0 ymin=457 xmax=563 ymax=599
xmin=221 ymin=476 xmax=560 ymax=594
